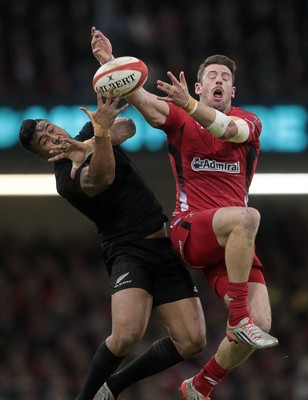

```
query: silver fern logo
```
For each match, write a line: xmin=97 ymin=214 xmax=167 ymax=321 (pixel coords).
xmin=114 ymin=272 xmax=132 ymax=289
xmin=116 ymin=272 xmax=130 ymax=285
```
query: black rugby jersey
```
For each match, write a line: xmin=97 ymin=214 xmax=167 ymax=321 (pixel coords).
xmin=54 ymin=123 xmax=167 ymax=247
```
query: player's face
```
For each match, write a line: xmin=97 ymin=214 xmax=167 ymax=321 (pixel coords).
xmin=195 ymin=64 xmax=236 ymax=113
xmin=32 ymin=120 xmax=71 ymax=159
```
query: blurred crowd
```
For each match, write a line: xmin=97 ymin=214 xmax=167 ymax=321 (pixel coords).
xmin=0 ymin=201 xmax=307 ymax=400
xmin=1 ymin=0 xmax=307 ymax=106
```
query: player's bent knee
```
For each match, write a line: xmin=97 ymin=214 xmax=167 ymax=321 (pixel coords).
xmin=177 ymin=332 xmax=207 ymax=359
xmin=191 ymin=334 xmax=207 ymax=355
xmin=182 ymin=341 xmax=207 ymax=359
xmin=242 ymin=207 xmax=261 ymax=231
xmin=109 ymin=328 xmax=144 ymax=354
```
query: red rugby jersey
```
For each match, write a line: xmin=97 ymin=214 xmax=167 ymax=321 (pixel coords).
xmin=160 ymin=103 xmax=262 ymax=217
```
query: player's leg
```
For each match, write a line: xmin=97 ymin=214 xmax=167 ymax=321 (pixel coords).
xmin=107 ymin=287 xmax=153 ymax=354
xmin=103 ymin=240 xmax=206 ymax=399
xmin=180 ymin=281 xmax=275 ymax=400
xmin=212 ymin=207 xmax=259 ymax=331
xmin=76 ymin=287 xmax=153 ymax=400
xmin=154 ymin=296 xmax=206 ymax=358
xmin=212 ymin=206 xmax=260 ymax=282
xmin=104 ymin=297 xmax=206 ymax=400
xmin=180 ymin=207 xmax=277 ymax=348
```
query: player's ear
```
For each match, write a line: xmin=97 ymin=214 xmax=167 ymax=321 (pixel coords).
xmin=195 ymin=82 xmax=202 ymax=95
xmin=231 ymin=86 xmax=236 ymax=98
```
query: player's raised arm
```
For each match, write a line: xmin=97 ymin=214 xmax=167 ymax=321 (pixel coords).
xmin=91 ymin=26 xmax=113 ymax=63
xmin=90 ymin=27 xmax=169 ymax=128
xmin=78 ymin=90 xmax=128 ymax=196
xmin=49 ymin=117 xmax=136 ymax=179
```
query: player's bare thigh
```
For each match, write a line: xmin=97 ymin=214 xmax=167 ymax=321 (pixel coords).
xmin=213 ymin=206 xmax=261 ymax=247
xmin=154 ymin=297 xmax=206 ymax=358
xmin=106 ymin=288 xmax=153 ymax=355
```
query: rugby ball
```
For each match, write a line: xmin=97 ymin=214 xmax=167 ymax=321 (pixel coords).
xmin=93 ymin=56 xmax=148 ymax=98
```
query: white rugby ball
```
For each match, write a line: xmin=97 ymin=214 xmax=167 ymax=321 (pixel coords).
xmin=93 ymin=56 xmax=148 ymax=98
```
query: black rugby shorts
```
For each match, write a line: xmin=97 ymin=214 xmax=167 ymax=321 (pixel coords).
xmin=103 ymin=237 xmax=199 ymax=307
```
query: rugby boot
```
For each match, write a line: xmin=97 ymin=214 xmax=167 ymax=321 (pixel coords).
xmin=180 ymin=377 xmax=211 ymax=400
xmin=227 ymin=317 xmax=279 ymax=349
xmin=94 ymin=382 xmax=116 ymax=400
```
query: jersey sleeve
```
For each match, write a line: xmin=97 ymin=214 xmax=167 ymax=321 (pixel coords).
xmin=158 ymin=103 xmax=185 ymax=135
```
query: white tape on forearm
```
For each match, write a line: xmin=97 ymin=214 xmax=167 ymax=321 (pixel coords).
xmin=206 ymin=110 xmax=231 ymax=138
xmin=227 ymin=119 xmax=250 ymax=143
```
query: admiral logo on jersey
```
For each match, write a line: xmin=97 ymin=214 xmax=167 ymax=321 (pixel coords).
xmin=191 ymin=157 xmax=240 ymax=173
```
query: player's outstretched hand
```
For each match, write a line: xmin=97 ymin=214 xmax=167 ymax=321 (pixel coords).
xmin=91 ymin=26 xmax=113 ymax=65
xmin=157 ymin=71 xmax=191 ymax=108
xmin=49 ymin=139 xmax=93 ymax=179
xmin=80 ymin=89 xmax=129 ymax=136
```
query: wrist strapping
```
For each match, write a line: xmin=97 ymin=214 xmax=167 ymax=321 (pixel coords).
xmin=72 ymin=146 xmax=93 ymax=170
xmin=94 ymin=128 xmax=110 ymax=138
xmin=184 ymin=97 xmax=198 ymax=115
xmin=206 ymin=109 xmax=231 ymax=138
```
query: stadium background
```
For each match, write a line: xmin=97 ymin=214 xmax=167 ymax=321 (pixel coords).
xmin=0 ymin=1 xmax=307 ymax=399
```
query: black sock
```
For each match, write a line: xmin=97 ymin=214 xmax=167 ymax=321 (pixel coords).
xmin=108 ymin=337 xmax=183 ymax=397
xmin=76 ymin=341 xmax=124 ymax=400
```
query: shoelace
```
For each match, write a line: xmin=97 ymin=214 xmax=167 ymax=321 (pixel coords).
xmin=242 ymin=320 xmax=262 ymax=340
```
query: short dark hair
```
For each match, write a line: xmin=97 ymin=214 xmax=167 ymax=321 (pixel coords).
xmin=19 ymin=119 xmax=41 ymax=153
xmin=197 ymin=55 xmax=236 ymax=83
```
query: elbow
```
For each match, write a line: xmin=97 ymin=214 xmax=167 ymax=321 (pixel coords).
xmin=82 ymin=168 xmax=115 ymax=196
xmin=91 ymin=171 xmax=115 ymax=187
xmin=126 ymin=119 xmax=136 ymax=136
xmin=104 ymin=171 xmax=116 ymax=186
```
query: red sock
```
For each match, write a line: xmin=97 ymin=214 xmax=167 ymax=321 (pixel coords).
xmin=193 ymin=356 xmax=229 ymax=397
xmin=227 ymin=281 xmax=249 ymax=326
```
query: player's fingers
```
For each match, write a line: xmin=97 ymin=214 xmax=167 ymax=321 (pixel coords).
xmin=92 ymin=36 xmax=102 ymax=46
xmin=49 ymin=147 xmax=66 ymax=156
xmin=106 ymin=88 xmax=115 ymax=101
xmin=70 ymin=166 xmax=78 ymax=180
xmin=179 ymin=71 xmax=188 ymax=87
xmin=96 ymin=88 xmax=105 ymax=106
xmin=166 ymin=71 xmax=179 ymax=85
xmin=79 ymin=107 xmax=92 ymax=120
xmin=117 ymin=103 xmax=129 ymax=114
xmin=48 ymin=153 xmax=65 ymax=162
xmin=111 ymin=92 xmax=123 ymax=106
xmin=157 ymin=81 xmax=175 ymax=97
xmin=157 ymin=80 xmax=167 ymax=91
xmin=168 ymin=86 xmax=175 ymax=96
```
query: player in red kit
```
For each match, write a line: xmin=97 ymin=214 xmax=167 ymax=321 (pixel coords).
xmin=91 ymin=27 xmax=278 ymax=400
